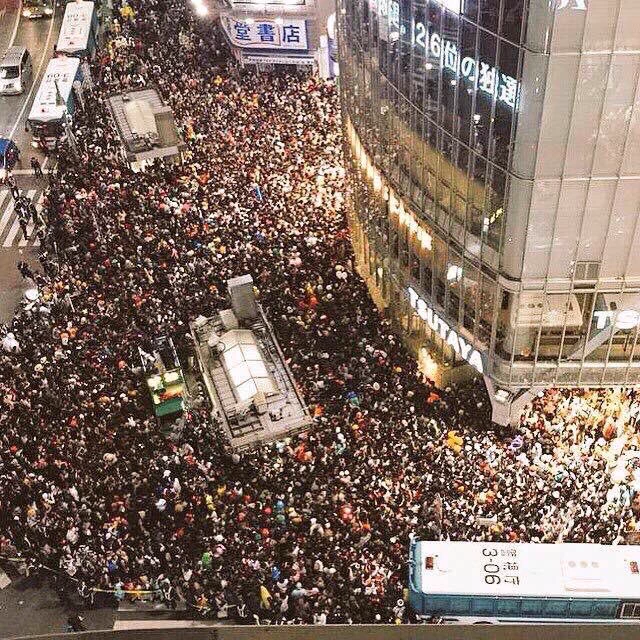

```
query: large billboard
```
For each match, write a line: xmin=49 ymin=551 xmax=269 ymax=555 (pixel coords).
xmin=220 ymin=15 xmax=308 ymax=50
xmin=375 ymin=0 xmax=520 ymax=110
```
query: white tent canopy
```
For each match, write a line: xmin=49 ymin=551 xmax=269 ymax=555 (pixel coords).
xmin=220 ymin=330 xmax=277 ymax=402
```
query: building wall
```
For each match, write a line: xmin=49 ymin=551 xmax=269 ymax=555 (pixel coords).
xmin=509 ymin=0 xmax=640 ymax=284
xmin=338 ymin=0 xmax=640 ymax=398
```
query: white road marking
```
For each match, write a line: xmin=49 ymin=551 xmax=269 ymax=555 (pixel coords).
xmin=0 ymin=568 xmax=11 ymax=590
xmin=0 ymin=195 xmax=16 ymax=238
xmin=8 ymin=168 xmax=53 ymax=175
xmin=3 ymin=189 xmax=36 ymax=247
xmin=8 ymin=1 xmax=23 ymax=49
xmin=8 ymin=0 xmax=57 ymax=140
xmin=3 ymin=217 xmax=21 ymax=247
xmin=18 ymin=219 xmax=35 ymax=246
xmin=113 ymin=621 xmax=213 ymax=630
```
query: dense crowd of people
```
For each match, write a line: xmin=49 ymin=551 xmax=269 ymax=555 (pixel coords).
xmin=1 ymin=0 xmax=640 ymax=625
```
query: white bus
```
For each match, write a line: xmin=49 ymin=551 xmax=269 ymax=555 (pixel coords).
xmin=27 ymin=56 xmax=82 ymax=150
xmin=409 ymin=539 xmax=640 ymax=623
xmin=56 ymin=1 xmax=98 ymax=58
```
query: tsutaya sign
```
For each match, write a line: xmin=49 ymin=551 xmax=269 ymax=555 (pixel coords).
xmin=558 ymin=0 xmax=587 ymax=8
xmin=376 ymin=0 xmax=519 ymax=109
xmin=407 ymin=286 xmax=485 ymax=373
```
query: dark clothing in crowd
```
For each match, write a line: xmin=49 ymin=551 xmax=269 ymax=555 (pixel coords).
xmin=0 ymin=0 xmax=636 ymax=627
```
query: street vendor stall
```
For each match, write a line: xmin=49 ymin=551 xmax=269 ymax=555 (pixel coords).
xmin=139 ymin=336 xmax=185 ymax=418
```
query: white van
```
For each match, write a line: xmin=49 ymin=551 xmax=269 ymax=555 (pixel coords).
xmin=0 ymin=47 xmax=33 ymax=96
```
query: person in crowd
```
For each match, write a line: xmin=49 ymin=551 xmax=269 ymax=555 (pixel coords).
xmin=0 ymin=0 xmax=638 ymax=626
xmin=31 ymin=157 xmax=43 ymax=178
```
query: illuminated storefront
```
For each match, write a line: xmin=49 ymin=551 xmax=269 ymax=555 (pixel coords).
xmin=219 ymin=0 xmax=336 ymax=68
xmin=338 ymin=0 xmax=640 ymax=423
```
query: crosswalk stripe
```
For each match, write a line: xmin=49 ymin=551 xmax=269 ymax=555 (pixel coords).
xmin=0 ymin=189 xmax=42 ymax=248
xmin=0 ymin=197 xmax=16 ymax=240
xmin=18 ymin=220 xmax=36 ymax=247
xmin=3 ymin=218 xmax=21 ymax=247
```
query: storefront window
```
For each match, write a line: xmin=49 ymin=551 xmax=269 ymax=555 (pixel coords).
xmin=478 ymin=275 xmax=496 ymax=345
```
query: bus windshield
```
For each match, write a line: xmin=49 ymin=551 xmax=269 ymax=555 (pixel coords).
xmin=31 ymin=121 xmax=63 ymax=138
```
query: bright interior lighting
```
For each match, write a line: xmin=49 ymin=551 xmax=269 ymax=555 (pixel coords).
xmin=195 ymin=4 xmax=208 ymax=15
xmin=418 ymin=347 xmax=439 ymax=381
xmin=441 ymin=0 xmax=462 ymax=13
xmin=446 ymin=265 xmax=463 ymax=282
xmin=326 ymin=13 xmax=335 ymax=38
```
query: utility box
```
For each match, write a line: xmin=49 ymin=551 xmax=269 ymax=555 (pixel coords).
xmin=227 ymin=274 xmax=258 ymax=321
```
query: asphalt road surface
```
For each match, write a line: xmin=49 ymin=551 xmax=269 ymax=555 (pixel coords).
xmin=0 ymin=572 xmax=115 ymax=638
xmin=0 ymin=0 xmax=63 ymax=324
xmin=0 ymin=0 xmax=63 ymax=153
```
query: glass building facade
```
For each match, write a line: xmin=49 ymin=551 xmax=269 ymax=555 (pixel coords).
xmin=338 ymin=0 xmax=640 ymax=422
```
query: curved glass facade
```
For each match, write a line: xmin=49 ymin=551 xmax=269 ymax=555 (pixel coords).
xmin=338 ymin=0 xmax=640 ymax=418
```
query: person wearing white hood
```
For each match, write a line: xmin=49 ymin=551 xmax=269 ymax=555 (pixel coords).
xmin=2 ymin=332 xmax=20 ymax=353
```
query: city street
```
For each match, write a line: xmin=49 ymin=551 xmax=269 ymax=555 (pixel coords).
xmin=0 ymin=0 xmax=62 ymax=322
xmin=2 ymin=0 xmax=640 ymax=633
xmin=0 ymin=573 xmax=115 ymax=638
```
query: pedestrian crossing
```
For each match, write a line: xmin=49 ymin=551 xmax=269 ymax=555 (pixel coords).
xmin=0 ymin=189 xmax=42 ymax=248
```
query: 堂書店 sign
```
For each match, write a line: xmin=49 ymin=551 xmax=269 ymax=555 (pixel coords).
xmin=221 ymin=16 xmax=308 ymax=51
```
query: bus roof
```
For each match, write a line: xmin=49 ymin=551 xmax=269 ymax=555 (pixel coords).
xmin=28 ymin=56 xmax=81 ymax=123
xmin=412 ymin=541 xmax=640 ymax=600
xmin=56 ymin=1 xmax=95 ymax=55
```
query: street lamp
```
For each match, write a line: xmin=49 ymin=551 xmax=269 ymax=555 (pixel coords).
xmin=190 ymin=0 xmax=209 ymax=17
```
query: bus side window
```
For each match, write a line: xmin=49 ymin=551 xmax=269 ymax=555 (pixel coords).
xmin=542 ymin=599 xmax=569 ymax=617
xmin=593 ymin=600 xmax=618 ymax=618
xmin=449 ymin=597 xmax=471 ymax=614
xmin=425 ymin=596 xmax=448 ymax=614
xmin=471 ymin=597 xmax=495 ymax=615
xmin=568 ymin=599 xmax=594 ymax=617
xmin=521 ymin=599 xmax=542 ymax=616
xmin=496 ymin=598 xmax=520 ymax=616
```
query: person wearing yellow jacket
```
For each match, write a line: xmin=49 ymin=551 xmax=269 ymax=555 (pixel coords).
xmin=259 ymin=584 xmax=272 ymax=609
xmin=446 ymin=430 xmax=463 ymax=454
xmin=119 ymin=3 xmax=135 ymax=21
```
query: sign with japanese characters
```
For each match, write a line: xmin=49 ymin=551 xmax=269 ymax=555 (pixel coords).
xmin=557 ymin=0 xmax=586 ymax=9
xmin=375 ymin=0 xmax=520 ymax=110
xmin=221 ymin=16 xmax=308 ymax=51
xmin=412 ymin=24 xmax=518 ymax=109
xmin=480 ymin=546 xmax=521 ymax=589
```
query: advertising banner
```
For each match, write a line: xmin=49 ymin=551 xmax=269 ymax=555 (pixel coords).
xmin=221 ymin=15 xmax=308 ymax=51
